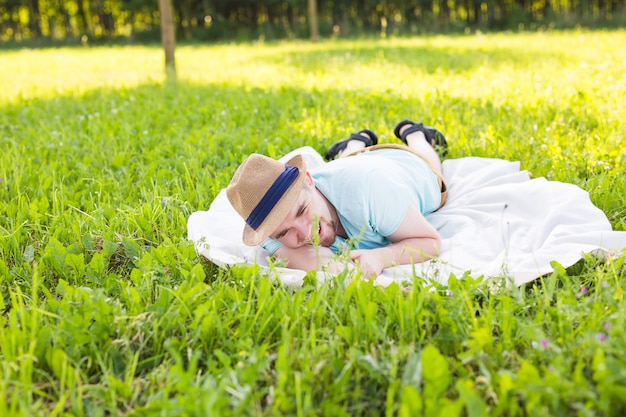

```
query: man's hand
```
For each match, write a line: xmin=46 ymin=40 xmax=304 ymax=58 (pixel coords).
xmin=349 ymin=248 xmax=391 ymax=279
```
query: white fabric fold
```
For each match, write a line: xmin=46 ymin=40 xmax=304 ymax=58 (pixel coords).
xmin=187 ymin=146 xmax=626 ymax=288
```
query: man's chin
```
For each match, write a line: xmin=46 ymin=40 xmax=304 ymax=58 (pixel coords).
xmin=319 ymin=233 xmax=335 ymax=247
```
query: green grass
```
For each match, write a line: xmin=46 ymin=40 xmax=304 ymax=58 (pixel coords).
xmin=1 ymin=30 xmax=625 ymax=416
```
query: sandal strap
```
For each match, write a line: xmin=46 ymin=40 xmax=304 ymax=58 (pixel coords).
xmin=325 ymin=129 xmax=378 ymax=161
xmin=393 ymin=120 xmax=417 ymax=141
xmin=394 ymin=119 xmax=449 ymax=156
xmin=325 ymin=139 xmax=349 ymax=161
xmin=346 ymin=129 xmax=378 ymax=148
xmin=356 ymin=129 xmax=379 ymax=145
xmin=400 ymin=123 xmax=428 ymax=145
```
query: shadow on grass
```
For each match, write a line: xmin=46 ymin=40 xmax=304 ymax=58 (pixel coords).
xmin=257 ymin=42 xmax=567 ymax=75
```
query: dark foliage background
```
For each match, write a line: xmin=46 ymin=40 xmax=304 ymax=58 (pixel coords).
xmin=1 ymin=0 xmax=625 ymax=45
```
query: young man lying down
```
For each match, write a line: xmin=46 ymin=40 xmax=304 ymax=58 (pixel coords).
xmin=226 ymin=120 xmax=449 ymax=278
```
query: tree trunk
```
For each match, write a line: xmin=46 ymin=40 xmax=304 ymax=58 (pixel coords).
xmin=308 ymin=0 xmax=319 ymax=41
xmin=159 ymin=0 xmax=177 ymax=79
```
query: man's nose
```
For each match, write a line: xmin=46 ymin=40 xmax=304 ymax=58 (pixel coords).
xmin=294 ymin=217 xmax=311 ymax=242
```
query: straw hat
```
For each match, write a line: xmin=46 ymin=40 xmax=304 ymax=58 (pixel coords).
xmin=226 ymin=153 xmax=306 ymax=246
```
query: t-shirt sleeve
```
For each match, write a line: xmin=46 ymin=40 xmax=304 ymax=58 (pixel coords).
xmin=260 ymin=237 xmax=283 ymax=256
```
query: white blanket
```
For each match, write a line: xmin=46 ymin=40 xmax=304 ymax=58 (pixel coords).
xmin=187 ymin=147 xmax=626 ymax=288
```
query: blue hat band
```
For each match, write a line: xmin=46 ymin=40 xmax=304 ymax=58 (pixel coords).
xmin=246 ymin=165 xmax=299 ymax=231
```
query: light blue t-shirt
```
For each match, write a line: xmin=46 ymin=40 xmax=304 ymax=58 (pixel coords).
xmin=261 ymin=149 xmax=441 ymax=255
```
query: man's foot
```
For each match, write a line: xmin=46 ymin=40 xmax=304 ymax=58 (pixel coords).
xmin=325 ymin=129 xmax=378 ymax=161
xmin=393 ymin=120 xmax=448 ymax=156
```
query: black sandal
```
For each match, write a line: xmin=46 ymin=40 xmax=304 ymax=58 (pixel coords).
xmin=325 ymin=129 xmax=378 ymax=161
xmin=393 ymin=120 xmax=448 ymax=156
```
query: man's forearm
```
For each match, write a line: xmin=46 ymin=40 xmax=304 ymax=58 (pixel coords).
xmin=348 ymin=236 xmax=441 ymax=279
xmin=275 ymin=245 xmax=351 ymax=273
xmin=362 ymin=237 xmax=440 ymax=269
xmin=389 ymin=236 xmax=441 ymax=265
xmin=273 ymin=236 xmax=439 ymax=278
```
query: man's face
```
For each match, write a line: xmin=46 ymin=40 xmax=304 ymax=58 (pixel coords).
xmin=270 ymin=172 xmax=337 ymax=249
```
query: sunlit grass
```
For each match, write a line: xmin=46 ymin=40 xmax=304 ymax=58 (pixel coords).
xmin=1 ymin=30 xmax=625 ymax=416
xmin=4 ymin=31 xmax=625 ymax=101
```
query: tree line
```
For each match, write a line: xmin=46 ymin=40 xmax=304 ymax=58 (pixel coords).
xmin=1 ymin=0 xmax=624 ymax=44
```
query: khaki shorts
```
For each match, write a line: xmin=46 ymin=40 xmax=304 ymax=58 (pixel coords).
xmin=344 ymin=143 xmax=448 ymax=209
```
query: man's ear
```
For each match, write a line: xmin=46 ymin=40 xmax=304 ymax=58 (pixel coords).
xmin=304 ymin=171 xmax=314 ymax=186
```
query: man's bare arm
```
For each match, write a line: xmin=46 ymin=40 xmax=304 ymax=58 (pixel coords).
xmin=273 ymin=245 xmax=350 ymax=273
xmin=350 ymin=204 xmax=441 ymax=278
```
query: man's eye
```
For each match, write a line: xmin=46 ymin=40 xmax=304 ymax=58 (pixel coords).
xmin=298 ymin=205 xmax=307 ymax=216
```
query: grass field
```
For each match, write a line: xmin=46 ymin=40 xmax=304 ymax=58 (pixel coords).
xmin=1 ymin=30 xmax=626 ymax=416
